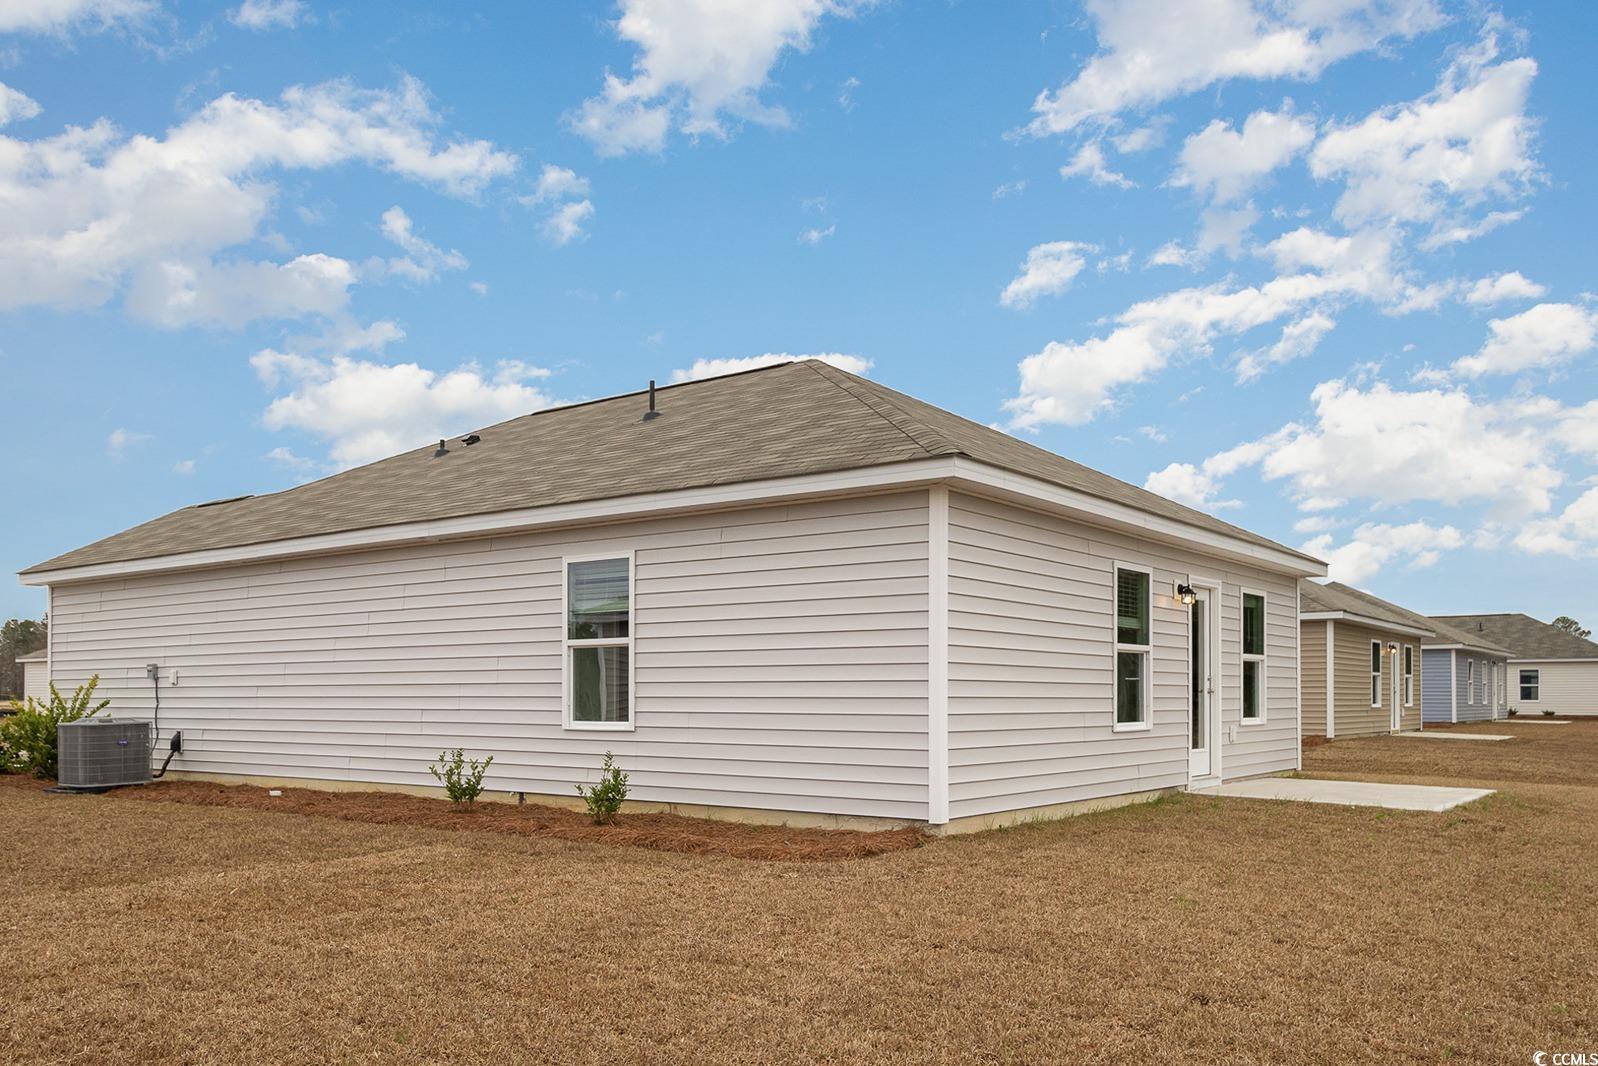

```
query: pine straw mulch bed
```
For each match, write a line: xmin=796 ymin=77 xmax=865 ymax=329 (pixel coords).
xmin=48 ymin=777 xmax=925 ymax=862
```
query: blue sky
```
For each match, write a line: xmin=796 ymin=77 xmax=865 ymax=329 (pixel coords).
xmin=2 ymin=0 xmax=1595 ymax=624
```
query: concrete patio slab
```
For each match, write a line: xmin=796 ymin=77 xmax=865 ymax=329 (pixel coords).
xmin=1397 ymin=731 xmax=1512 ymax=742
xmin=1506 ymin=719 xmax=1572 ymax=725
xmin=1208 ymin=778 xmax=1494 ymax=812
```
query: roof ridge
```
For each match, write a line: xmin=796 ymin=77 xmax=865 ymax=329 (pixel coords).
xmin=799 ymin=361 xmax=959 ymax=459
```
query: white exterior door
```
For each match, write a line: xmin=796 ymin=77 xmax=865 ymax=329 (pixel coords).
xmin=1189 ymin=590 xmax=1214 ymax=779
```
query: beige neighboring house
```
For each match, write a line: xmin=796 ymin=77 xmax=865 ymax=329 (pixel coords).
xmin=18 ymin=361 xmax=1327 ymax=831
xmin=15 ymin=649 xmax=49 ymax=701
xmin=1299 ymin=581 xmax=1431 ymax=738
xmin=1431 ymin=614 xmax=1598 ymax=718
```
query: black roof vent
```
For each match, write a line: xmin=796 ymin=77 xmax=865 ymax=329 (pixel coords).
xmin=195 ymin=495 xmax=254 ymax=509
xmin=642 ymin=379 xmax=660 ymax=422
xmin=433 ymin=439 xmax=448 ymax=458
xmin=461 ymin=434 xmax=481 ymax=446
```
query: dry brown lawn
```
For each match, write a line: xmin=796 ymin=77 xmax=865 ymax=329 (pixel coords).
xmin=3 ymin=722 xmax=1596 ymax=1064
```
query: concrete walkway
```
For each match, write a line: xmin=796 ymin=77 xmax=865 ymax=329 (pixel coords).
xmin=1507 ymin=718 xmax=1572 ymax=725
xmin=1208 ymin=778 xmax=1494 ymax=812
xmin=1396 ymin=731 xmax=1512 ymax=742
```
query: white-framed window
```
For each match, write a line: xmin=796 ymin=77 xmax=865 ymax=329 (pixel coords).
xmin=1370 ymin=640 xmax=1382 ymax=707
xmin=1403 ymin=645 xmax=1415 ymax=706
xmin=1519 ymin=668 xmax=1540 ymax=702
xmin=1241 ymin=590 xmax=1265 ymax=723
xmin=1465 ymin=660 xmax=1476 ymax=705
xmin=563 ymin=554 xmax=634 ymax=731
xmin=1112 ymin=563 xmax=1152 ymax=732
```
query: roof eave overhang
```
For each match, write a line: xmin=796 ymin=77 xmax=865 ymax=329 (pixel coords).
xmin=1298 ymin=610 xmax=1434 ymax=639
xmin=1425 ymin=643 xmax=1511 ymax=657
xmin=1506 ymin=656 xmax=1598 ymax=663
xmin=20 ymin=456 xmax=1325 ymax=586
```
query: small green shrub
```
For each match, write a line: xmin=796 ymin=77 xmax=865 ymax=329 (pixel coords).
xmin=1542 ymin=708 xmax=1555 ymax=717
xmin=1 ymin=676 xmax=110 ymax=779
xmin=1507 ymin=707 xmax=1518 ymax=718
xmin=576 ymin=751 xmax=629 ymax=824
xmin=428 ymin=748 xmax=493 ymax=807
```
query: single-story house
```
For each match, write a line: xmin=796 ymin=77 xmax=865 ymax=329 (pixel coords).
xmin=1431 ymin=614 xmax=1598 ymax=717
xmin=1421 ymin=617 xmax=1512 ymax=724
xmin=1298 ymin=581 xmax=1431 ymax=738
xmin=15 ymin=649 xmax=49 ymax=701
xmin=18 ymin=360 xmax=1326 ymax=831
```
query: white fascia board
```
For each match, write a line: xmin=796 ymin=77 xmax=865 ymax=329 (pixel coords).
xmin=945 ymin=458 xmax=1327 ymax=579
xmin=1299 ymin=610 xmax=1434 ymax=639
xmin=22 ymin=454 xmax=1323 ymax=586
xmin=1507 ymin=657 xmax=1598 ymax=664
xmin=1427 ymin=643 xmax=1510 ymax=658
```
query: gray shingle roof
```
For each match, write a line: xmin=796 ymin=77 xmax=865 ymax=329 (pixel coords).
xmin=1299 ymin=581 xmax=1436 ymax=635
xmin=1300 ymin=581 xmax=1513 ymax=655
xmin=24 ymin=360 xmax=1320 ymax=575
xmin=1430 ymin=613 xmax=1598 ymax=660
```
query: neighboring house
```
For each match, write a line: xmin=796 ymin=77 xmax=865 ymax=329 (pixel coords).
xmin=17 ymin=361 xmax=1326 ymax=830
xmin=1431 ymin=614 xmax=1598 ymax=718
xmin=15 ymin=649 xmax=48 ymax=702
xmin=1298 ymin=581 xmax=1431 ymax=738
xmin=1420 ymin=618 xmax=1512 ymax=725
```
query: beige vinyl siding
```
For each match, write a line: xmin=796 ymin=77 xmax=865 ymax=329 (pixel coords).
xmin=1512 ymin=660 xmax=1598 ymax=717
xmin=1300 ymin=619 xmax=1328 ymax=735
xmin=46 ymin=491 xmax=931 ymax=820
xmin=945 ymin=492 xmax=1299 ymax=820
xmin=1324 ymin=621 xmax=1421 ymax=735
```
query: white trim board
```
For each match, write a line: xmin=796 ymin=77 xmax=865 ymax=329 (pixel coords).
xmin=1299 ymin=610 xmax=1433 ymax=639
xmin=22 ymin=457 xmax=1328 ymax=587
xmin=926 ymin=485 xmax=950 ymax=826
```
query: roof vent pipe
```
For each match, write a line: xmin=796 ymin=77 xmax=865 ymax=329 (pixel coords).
xmin=434 ymin=439 xmax=448 ymax=457
xmin=643 ymin=379 xmax=660 ymax=421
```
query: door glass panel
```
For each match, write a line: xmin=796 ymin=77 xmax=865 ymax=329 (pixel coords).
xmin=1190 ymin=602 xmax=1203 ymax=750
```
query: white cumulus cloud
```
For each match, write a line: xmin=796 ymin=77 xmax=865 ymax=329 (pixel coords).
xmin=1000 ymin=241 xmax=1094 ymax=309
xmin=0 ymin=76 xmax=517 ymax=322
xmin=230 ymin=0 xmax=308 ymax=30
xmin=0 ymin=0 xmax=154 ymax=34
xmin=1464 ymin=271 xmax=1545 ymax=305
xmin=1309 ymin=30 xmax=1539 ymax=238
xmin=1059 ymin=142 xmax=1132 ymax=188
xmin=1024 ymin=0 xmax=1442 ymax=135
xmin=1303 ymin=522 xmax=1465 ymax=584
xmin=570 ymin=0 xmax=869 ymax=156
xmin=255 ymin=351 xmax=561 ymax=468
xmin=1172 ymin=103 xmax=1316 ymax=204
xmin=670 ymin=352 xmax=871 ymax=383
xmin=1452 ymin=302 xmax=1598 ymax=377
xmin=0 ymin=81 xmax=41 ymax=126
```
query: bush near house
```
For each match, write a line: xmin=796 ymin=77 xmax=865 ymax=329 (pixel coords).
xmin=577 ymin=751 xmax=629 ymax=824
xmin=428 ymin=748 xmax=494 ymax=807
xmin=1 ymin=676 xmax=109 ymax=778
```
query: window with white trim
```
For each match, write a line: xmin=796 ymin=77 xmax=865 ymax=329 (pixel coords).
xmin=1370 ymin=641 xmax=1382 ymax=707
xmin=564 ymin=556 xmax=633 ymax=729
xmin=1241 ymin=591 xmax=1265 ymax=722
xmin=1465 ymin=660 xmax=1476 ymax=705
xmin=1403 ymin=645 xmax=1415 ymax=706
xmin=1113 ymin=565 xmax=1151 ymax=730
xmin=1519 ymin=668 xmax=1540 ymax=702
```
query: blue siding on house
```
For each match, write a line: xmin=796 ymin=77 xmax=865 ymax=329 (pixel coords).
xmin=1422 ymin=649 xmax=1454 ymax=723
xmin=1423 ymin=648 xmax=1505 ymax=723
xmin=1454 ymin=653 xmax=1498 ymax=722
